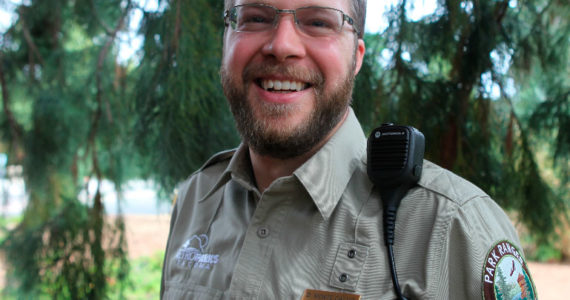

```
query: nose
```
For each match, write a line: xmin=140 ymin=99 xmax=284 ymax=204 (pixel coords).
xmin=261 ymin=14 xmax=306 ymax=62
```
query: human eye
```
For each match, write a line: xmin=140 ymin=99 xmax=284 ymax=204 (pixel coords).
xmin=241 ymin=13 xmax=270 ymax=24
xmin=297 ymin=8 xmax=340 ymax=35
xmin=236 ymin=6 xmax=274 ymax=30
xmin=305 ymin=17 xmax=334 ymax=28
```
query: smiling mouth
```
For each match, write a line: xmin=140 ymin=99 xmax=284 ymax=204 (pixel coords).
xmin=257 ymin=79 xmax=310 ymax=92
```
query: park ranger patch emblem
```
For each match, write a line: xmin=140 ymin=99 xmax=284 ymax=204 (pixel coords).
xmin=482 ymin=240 xmax=536 ymax=300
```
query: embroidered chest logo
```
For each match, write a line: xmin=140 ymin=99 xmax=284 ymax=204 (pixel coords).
xmin=482 ymin=240 xmax=536 ymax=300
xmin=175 ymin=234 xmax=219 ymax=270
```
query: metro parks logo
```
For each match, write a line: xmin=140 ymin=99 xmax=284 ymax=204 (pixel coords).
xmin=175 ymin=234 xmax=220 ymax=270
xmin=482 ymin=240 xmax=536 ymax=300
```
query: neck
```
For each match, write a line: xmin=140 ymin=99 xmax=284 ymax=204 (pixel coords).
xmin=249 ymin=109 xmax=349 ymax=193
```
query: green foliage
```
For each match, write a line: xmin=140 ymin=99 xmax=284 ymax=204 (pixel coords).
xmin=0 ymin=215 xmax=21 ymax=244
xmin=1 ymin=197 xmax=129 ymax=299
xmin=133 ymin=0 xmax=239 ymax=193
xmin=533 ymin=243 xmax=563 ymax=262
xmin=520 ymin=228 xmax=565 ymax=262
xmin=1 ymin=0 xmax=134 ymax=298
xmin=351 ymin=0 xmax=569 ymax=241
xmin=0 ymin=0 xmax=568 ymax=298
xmin=108 ymin=251 xmax=164 ymax=299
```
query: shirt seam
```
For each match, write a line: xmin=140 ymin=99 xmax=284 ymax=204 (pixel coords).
xmin=426 ymin=191 xmax=459 ymax=299
xmin=425 ymin=191 xmax=490 ymax=298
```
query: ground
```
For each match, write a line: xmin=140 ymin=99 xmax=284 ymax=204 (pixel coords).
xmin=2 ymin=214 xmax=570 ymax=298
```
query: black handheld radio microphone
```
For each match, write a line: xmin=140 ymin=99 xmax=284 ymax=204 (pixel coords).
xmin=367 ymin=123 xmax=425 ymax=300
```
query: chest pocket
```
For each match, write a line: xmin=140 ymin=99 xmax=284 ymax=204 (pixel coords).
xmin=329 ymin=242 xmax=370 ymax=291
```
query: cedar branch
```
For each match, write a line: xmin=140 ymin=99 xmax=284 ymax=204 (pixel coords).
xmin=18 ymin=7 xmax=45 ymax=66
xmin=0 ymin=50 xmax=24 ymax=160
xmin=87 ymin=0 xmax=132 ymax=182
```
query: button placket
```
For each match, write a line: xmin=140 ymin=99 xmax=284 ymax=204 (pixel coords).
xmin=329 ymin=243 xmax=369 ymax=291
xmin=230 ymin=189 xmax=293 ymax=296
xmin=257 ymin=226 xmax=270 ymax=238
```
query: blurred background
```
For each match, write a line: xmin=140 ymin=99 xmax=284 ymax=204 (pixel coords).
xmin=0 ymin=0 xmax=568 ymax=298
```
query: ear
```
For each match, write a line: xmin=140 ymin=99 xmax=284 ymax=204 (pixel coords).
xmin=353 ymin=39 xmax=366 ymax=76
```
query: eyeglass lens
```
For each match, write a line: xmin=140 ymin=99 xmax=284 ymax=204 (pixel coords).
xmin=231 ymin=5 xmax=346 ymax=36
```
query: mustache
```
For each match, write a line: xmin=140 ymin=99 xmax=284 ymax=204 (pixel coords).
xmin=242 ymin=62 xmax=324 ymax=87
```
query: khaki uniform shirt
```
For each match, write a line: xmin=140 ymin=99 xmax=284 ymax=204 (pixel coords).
xmin=161 ymin=109 xmax=529 ymax=299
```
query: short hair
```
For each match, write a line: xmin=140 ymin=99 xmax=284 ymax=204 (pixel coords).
xmin=224 ymin=0 xmax=367 ymax=38
xmin=350 ymin=0 xmax=366 ymax=38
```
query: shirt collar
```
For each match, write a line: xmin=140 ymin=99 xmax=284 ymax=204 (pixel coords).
xmin=200 ymin=108 xmax=367 ymax=220
xmin=199 ymin=143 xmax=256 ymax=202
xmin=294 ymin=108 xmax=367 ymax=219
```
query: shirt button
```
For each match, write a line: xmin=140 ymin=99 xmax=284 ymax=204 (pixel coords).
xmin=339 ymin=273 xmax=349 ymax=282
xmin=347 ymin=249 xmax=356 ymax=258
xmin=257 ymin=226 xmax=270 ymax=238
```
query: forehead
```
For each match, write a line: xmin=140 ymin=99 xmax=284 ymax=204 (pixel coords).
xmin=233 ymin=0 xmax=351 ymax=12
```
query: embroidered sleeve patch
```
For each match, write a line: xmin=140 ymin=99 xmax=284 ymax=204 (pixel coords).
xmin=482 ymin=240 xmax=537 ymax=300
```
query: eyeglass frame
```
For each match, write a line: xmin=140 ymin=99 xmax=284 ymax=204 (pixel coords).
xmin=223 ymin=3 xmax=361 ymax=37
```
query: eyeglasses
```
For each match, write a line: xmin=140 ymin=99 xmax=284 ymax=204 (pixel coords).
xmin=224 ymin=4 xmax=360 ymax=37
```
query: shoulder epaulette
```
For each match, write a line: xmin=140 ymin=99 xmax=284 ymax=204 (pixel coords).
xmin=418 ymin=160 xmax=488 ymax=205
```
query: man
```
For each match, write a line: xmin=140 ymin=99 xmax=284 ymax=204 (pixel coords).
xmin=161 ymin=0 xmax=536 ymax=299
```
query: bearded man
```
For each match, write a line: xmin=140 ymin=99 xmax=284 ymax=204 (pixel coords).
xmin=161 ymin=0 xmax=535 ymax=299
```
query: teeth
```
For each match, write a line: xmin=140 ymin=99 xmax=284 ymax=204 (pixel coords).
xmin=261 ymin=79 xmax=305 ymax=92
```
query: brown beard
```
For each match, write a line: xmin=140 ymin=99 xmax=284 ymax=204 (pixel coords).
xmin=220 ymin=61 xmax=355 ymax=159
